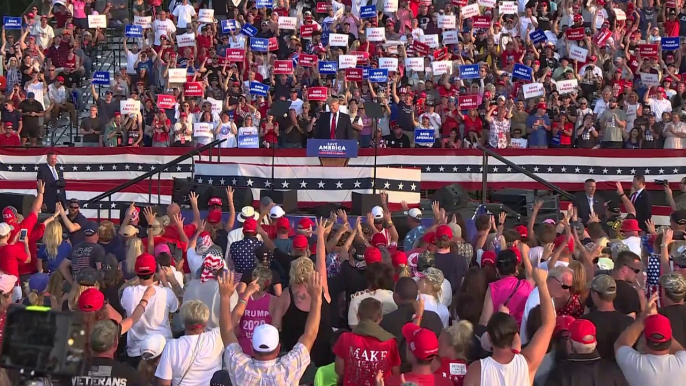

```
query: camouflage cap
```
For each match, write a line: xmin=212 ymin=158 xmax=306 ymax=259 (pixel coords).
xmin=417 ymin=250 xmax=435 ymax=272
xmin=608 ymin=240 xmax=630 ymax=260
xmin=422 ymin=267 xmax=444 ymax=285
xmin=589 ymin=274 xmax=617 ymax=295
xmin=661 ymin=272 xmax=686 ymax=296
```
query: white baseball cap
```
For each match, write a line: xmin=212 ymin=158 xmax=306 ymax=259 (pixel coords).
xmin=252 ymin=324 xmax=280 ymax=353
xmin=404 ymin=208 xmax=422 ymax=220
xmin=237 ymin=206 xmax=259 ymax=222
xmin=0 ymin=223 xmax=13 ymax=237
xmin=371 ymin=206 xmax=384 ymax=219
xmin=140 ymin=334 xmax=167 ymax=360
xmin=269 ymin=206 xmax=285 ymax=219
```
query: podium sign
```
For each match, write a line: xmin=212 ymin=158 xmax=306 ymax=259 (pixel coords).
xmin=306 ymin=139 xmax=358 ymax=158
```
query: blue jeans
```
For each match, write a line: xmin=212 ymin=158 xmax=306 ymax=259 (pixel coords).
xmin=359 ymin=134 xmax=371 ymax=148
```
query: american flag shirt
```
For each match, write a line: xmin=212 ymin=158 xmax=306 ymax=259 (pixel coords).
xmin=646 ymin=253 xmax=663 ymax=307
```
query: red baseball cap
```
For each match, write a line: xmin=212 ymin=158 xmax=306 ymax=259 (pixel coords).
xmin=77 ymin=288 xmax=104 ymax=312
xmin=293 ymin=234 xmax=309 ymax=250
xmin=514 ymin=225 xmax=528 ymax=238
xmin=402 ymin=323 xmax=439 ymax=361
xmin=276 ymin=217 xmax=290 ymax=230
xmin=422 ymin=231 xmax=436 ymax=244
xmin=554 ymin=235 xmax=574 ymax=253
xmin=364 ymin=247 xmax=382 ymax=265
xmin=391 ymin=251 xmax=407 ymax=267
xmin=298 ymin=217 xmax=314 ymax=229
xmin=537 ymin=102 xmax=547 ymax=109
xmin=569 ymin=319 xmax=597 ymax=344
xmin=554 ymin=315 xmax=576 ymax=336
xmin=208 ymin=197 xmax=222 ymax=206
xmin=435 ymin=224 xmax=453 ymax=240
xmin=135 ymin=253 xmax=157 ymax=275
xmin=371 ymin=232 xmax=387 ymax=247
xmin=243 ymin=218 xmax=258 ymax=233
xmin=2 ymin=207 xmax=17 ymax=223
xmin=56 ymin=75 xmax=64 ymax=82
xmin=481 ymin=250 xmax=496 ymax=267
xmin=644 ymin=314 xmax=673 ymax=344
xmin=207 ymin=209 xmax=222 ymax=224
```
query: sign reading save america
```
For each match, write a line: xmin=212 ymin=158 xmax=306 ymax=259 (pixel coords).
xmin=274 ymin=60 xmax=293 ymax=74
xmin=307 ymin=87 xmax=328 ymax=101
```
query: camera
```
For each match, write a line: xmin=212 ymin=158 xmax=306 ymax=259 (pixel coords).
xmin=655 ymin=179 xmax=669 ymax=186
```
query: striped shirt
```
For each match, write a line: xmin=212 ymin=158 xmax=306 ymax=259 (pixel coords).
xmin=225 ymin=342 xmax=311 ymax=386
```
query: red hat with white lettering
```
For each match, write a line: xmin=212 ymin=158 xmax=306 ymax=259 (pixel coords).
xmin=402 ymin=323 xmax=439 ymax=360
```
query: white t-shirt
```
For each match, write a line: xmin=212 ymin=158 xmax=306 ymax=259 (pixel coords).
xmin=420 ymin=294 xmax=450 ymax=328
xmin=126 ymin=51 xmax=139 ymax=75
xmin=616 ymin=347 xmax=686 ymax=386
xmin=154 ymin=328 xmax=224 ymax=386
xmin=153 ymin=19 xmax=177 ymax=45
xmin=121 ymin=284 xmax=179 ymax=356
xmin=172 ymin=4 xmax=196 ymax=28
xmin=622 ymin=236 xmax=642 ymax=257
xmin=32 ymin=24 xmax=54 ymax=50
xmin=519 ymin=287 xmax=554 ymax=345
xmin=288 ymin=98 xmax=304 ymax=115
xmin=348 ymin=289 xmax=397 ymax=327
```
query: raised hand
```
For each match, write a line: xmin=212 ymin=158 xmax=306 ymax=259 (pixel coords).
xmin=305 ymin=271 xmax=323 ymax=299
xmin=217 ymin=270 xmax=238 ymax=299
xmin=143 ymin=206 xmax=156 ymax=225
xmin=189 ymin=191 xmax=199 ymax=206
xmin=36 ymin=180 xmax=45 ymax=195
xmin=226 ymin=186 xmax=234 ymax=202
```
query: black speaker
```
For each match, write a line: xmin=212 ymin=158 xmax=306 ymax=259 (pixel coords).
xmin=431 ymin=184 xmax=467 ymax=212
xmin=172 ymin=177 xmax=193 ymax=205
xmin=313 ymin=203 xmax=343 ymax=218
xmin=172 ymin=178 xmax=254 ymax=210
xmin=0 ymin=193 xmax=35 ymax=219
xmin=351 ymin=192 xmax=383 ymax=216
xmin=260 ymin=190 xmax=298 ymax=213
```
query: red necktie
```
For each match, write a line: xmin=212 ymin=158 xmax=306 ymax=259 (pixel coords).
xmin=330 ymin=113 xmax=337 ymax=139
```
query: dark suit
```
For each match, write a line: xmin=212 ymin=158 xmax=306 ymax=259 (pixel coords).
xmin=630 ymin=189 xmax=652 ymax=232
xmin=573 ymin=193 xmax=606 ymax=224
xmin=37 ymin=164 xmax=66 ymax=212
xmin=313 ymin=111 xmax=356 ymax=140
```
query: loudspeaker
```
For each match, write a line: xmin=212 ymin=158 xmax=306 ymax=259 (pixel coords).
xmin=172 ymin=178 xmax=254 ymax=210
xmin=172 ymin=177 xmax=193 ymax=205
xmin=261 ymin=190 xmax=298 ymax=213
xmin=351 ymin=192 xmax=383 ymax=216
xmin=490 ymin=189 xmax=531 ymax=216
xmin=0 ymin=193 xmax=36 ymax=219
xmin=431 ymin=184 xmax=467 ymax=212
xmin=313 ymin=203 xmax=343 ymax=218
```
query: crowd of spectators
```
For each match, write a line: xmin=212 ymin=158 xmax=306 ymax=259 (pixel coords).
xmin=0 ymin=0 xmax=685 ymax=149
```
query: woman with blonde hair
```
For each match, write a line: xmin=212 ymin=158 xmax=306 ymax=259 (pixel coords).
xmin=434 ymin=320 xmax=474 ymax=385
xmin=418 ymin=267 xmax=450 ymax=327
xmin=63 ymin=267 xmax=101 ymax=311
xmin=38 ymin=220 xmax=71 ymax=273
xmin=124 ymin=238 xmax=144 ymax=280
xmin=46 ymin=270 xmax=66 ymax=304
xmin=23 ymin=272 xmax=57 ymax=308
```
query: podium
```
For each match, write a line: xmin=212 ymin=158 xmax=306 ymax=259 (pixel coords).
xmin=306 ymin=139 xmax=358 ymax=166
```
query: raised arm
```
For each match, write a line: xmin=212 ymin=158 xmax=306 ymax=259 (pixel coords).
xmin=314 ymin=217 xmax=332 ymax=299
xmin=218 ymin=270 xmax=239 ymax=347
xmin=522 ymin=268 xmax=555 ymax=375
xmin=297 ymin=271 xmax=323 ymax=352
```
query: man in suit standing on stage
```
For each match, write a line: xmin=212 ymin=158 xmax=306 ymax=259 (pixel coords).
xmin=574 ymin=178 xmax=606 ymax=224
xmin=36 ymin=151 xmax=66 ymax=213
xmin=313 ymin=96 xmax=356 ymax=140
xmin=629 ymin=174 xmax=652 ymax=232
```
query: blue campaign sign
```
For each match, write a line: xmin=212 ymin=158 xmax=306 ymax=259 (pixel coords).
xmin=241 ymin=23 xmax=258 ymax=37
xmin=368 ymin=68 xmax=388 ymax=83
xmin=306 ymin=139 xmax=359 ymax=158
xmin=360 ymin=5 xmax=376 ymax=18
xmin=662 ymin=37 xmax=679 ymax=51
xmin=3 ymin=17 xmax=22 ymax=30
xmin=529 ymin=30 xmax=546 ymax=44
xmin=414 ymin=130 xmax=435 ymax=146
xmin=256 ymin=0 xmax=273 ymax=8
xmin=250 ymin=37 xmax=268 ymax=52
xmin=319 ymin=61 xmax=338 ymax=74
xmin=459 ymin=64 xmax=480 ymax=79
xmin=249 ymin=81 xmax=269 ymax=96
xmin=125 ymin=25 xmax=143 ymax=38
xmin=360 ymin=67 xmax=370 ymax=80
xmin=221 ymin=19 xmax=238 ymax=34
xmin=512 ymin=63 xmax=533 ymax=81
xmin=238 ymin=133 xmax=260 ymax=148
xmin=92 ymin=71 xmax=111 ymax=85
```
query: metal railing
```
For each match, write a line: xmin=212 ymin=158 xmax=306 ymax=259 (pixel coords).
xmin=86 ymin=139 xmax=226 ymax=221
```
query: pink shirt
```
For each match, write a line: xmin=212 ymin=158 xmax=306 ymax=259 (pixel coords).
xmin=72 ymin=0 xmax=87 ymax=19
xmin=489 ymin=276 xmax=534 ymax=326
xmin=237 ymin=293 xmax=273 ymax=356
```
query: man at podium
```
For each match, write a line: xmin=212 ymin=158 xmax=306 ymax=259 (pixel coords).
xmin=313 ymin=96 xmax=356 ymax=140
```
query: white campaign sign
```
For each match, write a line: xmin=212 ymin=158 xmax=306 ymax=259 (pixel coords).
xmin=614 ymin=8 xmax=626 ymax=21
xmin=556 ymin=79 xmax=579 ymax=94
xmin=461 ymin=3 xmax=480 ymax=18
xmin=640 ymin=73 xmax=660 ymax=87
xmin=384 ymin=40 xmax=404 ymax=55
xmin=329 ymin=33 xmax=349 ymax=46
xmin=120 ymin=99 xmax=141 ymax=115
xmin=339 ymin=55 xmax=357 ymax=69
xmin=134 ymin=16 xmax=152 ymax=29
xmin=500 ymin=1 xmax=517 ymax=14
xmin=168 ymin=68 xmax=187 ymax=83
xmin=478 ymin=0 xmax=496 ymax=7
xmin=432 ymin=61 xmax=452 ymax=75
xmin=278 ymin=16 xmax=297 ymax=29
xmin=443 ymin=30 xmax=459 ymax=45
xmin=176 ymin=33 xmax=196 ymax=47
xmin=569 ymin=46 xmax=588 ymax=62
xmin=198 ymin=9 xmax=214 ymax=23
xmin=193 ymin=123 xmax=214 ymax=138
xmin=384 ymin=0 xmax=398 ymax=12
xmin=379 ymin=57 xmax=399 ymax=71
xmin=206 ymin=98 xmax=223 ymax=115
xmin=88 ymin=15 xmax=107 ymax=29
xmin=422 ymin=34 xmax=439 ymax=48
xmin=522 ymin=83 xmax=545 ymax=99
xmin=437 ymin=15 xmax=456 ymax=29
xmin=405 ymin=57 xmax=424 ymax=71
xmin=366 ymin=27 xmax=386 ymax=42
xmin=510 ymin=138 xmax=528 ymax=149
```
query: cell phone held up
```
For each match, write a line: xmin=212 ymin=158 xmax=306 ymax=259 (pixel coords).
xmin=19 ymin=229 xmax=27 ymax=242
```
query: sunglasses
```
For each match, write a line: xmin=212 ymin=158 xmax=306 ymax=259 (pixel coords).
xmin=553 ymin=277 xmax=571 ymax=290
xmin=69 ymin=206 xmax=79 ymax=210
xmin=624 ymin=265 xmax=641 ymax=274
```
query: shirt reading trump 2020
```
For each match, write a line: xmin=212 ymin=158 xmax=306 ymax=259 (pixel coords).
xmin=71 ymin=357 xmax=141 ymax=385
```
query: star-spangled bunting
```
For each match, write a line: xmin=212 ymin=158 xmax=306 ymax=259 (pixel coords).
xmin=193 ymin=175 xmax=418 ymax=192
xmin=383 ymin=164 xmax=684 ymax=176
xmin=0 ymin=162 xmax=194 ymax=173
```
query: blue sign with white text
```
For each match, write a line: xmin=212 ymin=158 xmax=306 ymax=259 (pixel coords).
xmin=529 ymin=30 xmax=546 ymax=44
xmin=256 ymin=0 xmax=273 ymax=8
xmin=368 ymin=68 xmax=388 ymax=83
xmin=3 ymin=17 xmax=22 ymax=30
xmin=92 ymin=71 xmax=111 ymax=85
xmin=238 ymin=133 xmax=260 ymax=148
xmin=250 ymin=37 xmax=268 ymax=51
xmin=512 ymin=64 xmax=533 ymax=81
xmin=360 ymin=67 xmax=369 ymax=80
xmin=360 ymin=5 xmax=376 ymax=18
xmin=662 ymin=37 xmax=679 ymax=51
xmin=221 ymin=19 xmax=238 ymax=34
xmin=319 ymin=61 xmax=338 ymax=74
xmin=125 ymin=25 xmax=143 ymax=38
xmin=241 ymin=23 xmax=258 ymax=37
xmin=306 ymin=139 xmax=359 ymax=158
xmin=249 ymin=82 xmax=268 ymax=96
xmin=414 ymin=130 xmax=435 ymax=146
xmin=459 ymin=64 xmax=480 ymax=79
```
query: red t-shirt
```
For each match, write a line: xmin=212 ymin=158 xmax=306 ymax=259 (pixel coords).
xmin=332 ymin=332 xmax=401 ymax=386
xmin=555 ymin=122 xmax=573 ymax=145
xmin=664 ymin=20 xmax=679 ymax=37
xmin=0 ymin=133 xmax=20 ymax=147
xmin=385 ymin=373 xmax=453 ymax=386
xmin=462 ymin=115 xmax=483 ymax=137
xmin=19 ymin=222 xmax=45 ymax=277
xmin=0 ymin=243 xmax=29 ymax=278
xmin=9 ymin=212 xmax=37 ymax=243
xmin=164 ymin=223 xmax=197 ymax=273
xmin=435 ymin=357 xmax=468 ymax=386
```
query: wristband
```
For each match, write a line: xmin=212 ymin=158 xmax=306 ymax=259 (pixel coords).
xmin=238 ymin=299 xmax=248 ymax=306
